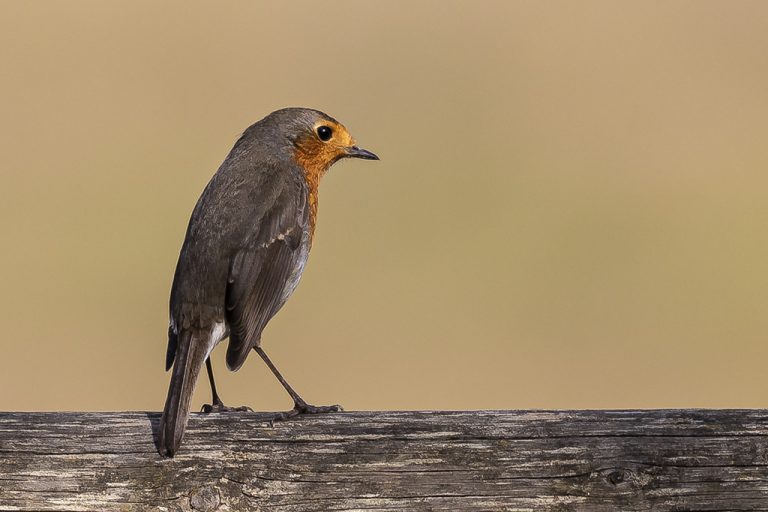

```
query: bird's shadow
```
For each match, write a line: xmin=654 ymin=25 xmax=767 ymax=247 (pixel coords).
xmin=145 ymin=412 xmax=163 ymax=453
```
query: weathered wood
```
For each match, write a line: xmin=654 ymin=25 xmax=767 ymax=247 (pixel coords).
xmin=2 ymin=410 xmax=768 ymax=511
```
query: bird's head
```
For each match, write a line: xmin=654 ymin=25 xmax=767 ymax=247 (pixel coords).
xmin=265 ymin=107 xmax=379 ymax=177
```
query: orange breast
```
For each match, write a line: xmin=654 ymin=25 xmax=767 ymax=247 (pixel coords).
xmin=293 ymin=148 xmax=327 ymax=241
xmin=291 ymin=122 xmax=354 ymax=240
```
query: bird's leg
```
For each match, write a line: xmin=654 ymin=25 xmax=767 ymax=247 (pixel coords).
xmin=201 ymin=357 xmax=252 ymax=413
xmin=253 ymin=346 xmax=343 ymax=424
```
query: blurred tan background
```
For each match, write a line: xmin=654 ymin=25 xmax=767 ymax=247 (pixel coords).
xmin=1 ymin=1 xmax=767 ymax=412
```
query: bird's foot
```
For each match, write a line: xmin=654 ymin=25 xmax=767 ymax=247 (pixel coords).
xmin=201 ymin=398 xmax=253 ymax=414
xmin=269 ymin=400 xmax=343 ymax=426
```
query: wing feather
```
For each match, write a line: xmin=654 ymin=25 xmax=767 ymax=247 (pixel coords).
xmin=224 ymin=181 xmax=307 ymax=371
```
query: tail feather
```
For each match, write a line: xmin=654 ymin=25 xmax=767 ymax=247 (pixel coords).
xmin=158 ymin=328 xmax=208 ymax=457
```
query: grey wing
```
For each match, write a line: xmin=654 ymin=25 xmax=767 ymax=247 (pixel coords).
xmin=224 ymin=182 xmax=308 ymax=371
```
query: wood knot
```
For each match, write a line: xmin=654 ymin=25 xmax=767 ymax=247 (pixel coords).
xmin=606 ymin=469 xmax=627 ymax=485
xmin=592 ymin=467 xmax=640 ymax=488
xmin=189 ymin=485 xmax=220 ymax=511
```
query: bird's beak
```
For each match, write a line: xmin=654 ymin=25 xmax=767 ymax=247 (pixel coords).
xmin=345 ymin=145 xmax=379 ymax=160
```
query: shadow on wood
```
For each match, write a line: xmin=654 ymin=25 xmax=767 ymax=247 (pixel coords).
xmin=2 ymin=410 xmax=768 ymax=511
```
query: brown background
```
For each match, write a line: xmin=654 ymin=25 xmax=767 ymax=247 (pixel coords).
xmin=1 ymin=1 xmax=767 ymax=412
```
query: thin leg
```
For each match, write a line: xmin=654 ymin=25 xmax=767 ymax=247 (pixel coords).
xmin=206 ymin=357 xmax=223 ymax=406
xmin=201 ymin=357 xmax=252 ymax=413
xmin=254 ymin=346 xmax=343 ymax=423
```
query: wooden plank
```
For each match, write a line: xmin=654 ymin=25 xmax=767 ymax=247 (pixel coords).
xmin=2 ymin=410 xmax=768 ymax=511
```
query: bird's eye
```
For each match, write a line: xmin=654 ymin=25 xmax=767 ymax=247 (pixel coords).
xmin=317 ymin=125 xmax=333 ymax=142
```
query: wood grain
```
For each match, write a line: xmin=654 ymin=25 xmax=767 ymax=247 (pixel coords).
xmin=2 ymin=410 xmax=768 ymax=511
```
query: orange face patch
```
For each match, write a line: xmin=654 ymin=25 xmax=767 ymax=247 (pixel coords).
xmin=293 ymin=120 xmax=355 ymax=174
xmin=293 ymin=120 xmax=356 ymax=238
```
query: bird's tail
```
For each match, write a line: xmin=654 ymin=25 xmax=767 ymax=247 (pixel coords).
xmin=158 ymin=328 xmax=208 ymax=457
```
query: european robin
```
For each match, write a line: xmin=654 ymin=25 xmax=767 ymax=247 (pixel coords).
xmin=158 ymin=108 xmax=378 ymax=457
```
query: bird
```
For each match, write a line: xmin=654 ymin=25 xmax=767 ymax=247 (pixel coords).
xmin=158 ymin=107 xmax=379 ymax=457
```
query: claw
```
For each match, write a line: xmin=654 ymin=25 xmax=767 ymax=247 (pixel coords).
xmin=201 ymin=403 xmax=253 ymax=414
xmin=268 ymin=402 xmax=343 ymax=427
